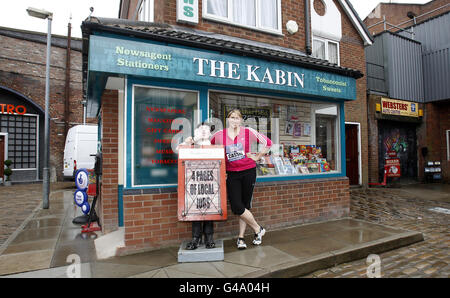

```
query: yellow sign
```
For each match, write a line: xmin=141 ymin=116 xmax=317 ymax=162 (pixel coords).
xmin=381 ymin=98 xmax=418 ymax=117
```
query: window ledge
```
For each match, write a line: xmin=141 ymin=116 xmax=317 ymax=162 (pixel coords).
xmin=256 ymin=173 xmax=348 ymax=185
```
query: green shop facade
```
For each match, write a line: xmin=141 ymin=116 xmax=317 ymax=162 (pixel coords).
xmin=82 ymin=20 xmax=361 ymax=254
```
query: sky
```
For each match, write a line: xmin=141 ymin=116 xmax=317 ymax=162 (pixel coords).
xmin=0 ymin=0 xmax=432 ymax=38
xmin=0 ymin=0 xmax=121 ymax=38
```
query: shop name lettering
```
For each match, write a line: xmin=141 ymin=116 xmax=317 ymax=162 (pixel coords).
xmin=193 ymin=57 xmax=305 ymax=88
xmin=116 ymin=46 xmax=171 ymax=71
xmin=0 ymin=104 xmax=26 ymax=115
xmin=113 ymin=45 xmax=347 ymax=93
xmin=316 ymin=76 xmax=347 ymax=93
xmin=382 ymin=101 xmax=409 ymax=111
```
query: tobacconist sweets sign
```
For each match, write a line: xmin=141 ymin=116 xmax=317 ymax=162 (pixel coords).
xmin=177 ymin=146 xmax=227 ymax=221
xmin=381 ymin=98 xmax=418 ymax=117
xmin=88 ymin=35 xmax=356 ymax=100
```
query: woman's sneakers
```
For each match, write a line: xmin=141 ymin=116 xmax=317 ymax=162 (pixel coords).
xmin=237 ymin=237 xmax=247 ymax=250
xmin=253 ymin=226 xmax=266 ymax=245
xmin=236 ymin=227 xmax=266 ymax=249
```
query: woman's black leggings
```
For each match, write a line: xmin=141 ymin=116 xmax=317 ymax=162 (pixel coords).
xmin=226 ymin=167 xmax=257 ymax=216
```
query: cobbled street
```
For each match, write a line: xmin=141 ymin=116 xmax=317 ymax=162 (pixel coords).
xmin=304 ymin=186 xmax=450 ymax=278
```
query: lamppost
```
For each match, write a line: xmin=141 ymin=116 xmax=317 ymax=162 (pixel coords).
xmin=27 ymin=7 xmax=53 ymax=209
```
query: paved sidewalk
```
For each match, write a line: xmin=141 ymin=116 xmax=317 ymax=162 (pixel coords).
xmin=0 ymin=181 xmax=429 ymax=278
xmin=0 ymin=182 xmax=74 ymax=249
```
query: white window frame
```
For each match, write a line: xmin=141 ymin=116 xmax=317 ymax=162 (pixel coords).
xmin=138 ymin=0 xmax=154 ymax=22
xmin=312 ymin=36 xmax=340 ymax=65
xmin=203 ymin=0 xmax=283 ymax=35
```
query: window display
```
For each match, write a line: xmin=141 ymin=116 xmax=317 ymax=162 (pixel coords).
xmin=209 ymin=92 xmax=339 ymax=177
xmin=133 ymin=86 xmax=197 ymax=186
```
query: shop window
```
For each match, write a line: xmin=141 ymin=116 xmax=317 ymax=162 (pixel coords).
xmin=132 ymin=85 xmax=197 ymax=186
xmin=209 ymin=92 xmax=340 ymax=177
xmin=138 ymin=0 xmax=154 ymax=22
xmin=312 ymin=37 xmax=339 ymax=65
xmin=0 ymin=114 xmax=38 ymax=169
xmin=204 ymin=0 xmax=281 ymax=34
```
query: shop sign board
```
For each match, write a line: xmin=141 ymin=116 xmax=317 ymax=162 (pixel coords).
xmin=176 ymin=0 xmax=198 ymax=25
xmin=177 ymin=145 xmax=227 ymax=221
xmin=385 ymin=158 xmax=401 ymax=178
xmin=381 ymin=98 xmax=418 ymax=117
xmin=0 ymin=103 xmax=27 ymax=115
xmin=88 ymin=35 xmax=356 ymax=100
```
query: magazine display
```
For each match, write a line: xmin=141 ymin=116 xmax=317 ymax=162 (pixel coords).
xmin=255 ymin=144 xmax=332 ymax=177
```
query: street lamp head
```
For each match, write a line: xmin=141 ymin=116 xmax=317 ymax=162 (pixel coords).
xmin=27 ymin=7 xmax=53 ymax=20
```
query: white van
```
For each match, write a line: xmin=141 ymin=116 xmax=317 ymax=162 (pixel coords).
xmin=63 ymin=125 xmax=98 ymax=179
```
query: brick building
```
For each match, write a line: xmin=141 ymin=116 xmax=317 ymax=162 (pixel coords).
xmin=364 ymin=1 xmax=450 ymax=184
xmin=0 ymin=26 xmax=90 ymax=183
xmin=81 ymin=0 xmax=373 ymax=255
xmin=364 ymin=0 xmax=449 ymax=36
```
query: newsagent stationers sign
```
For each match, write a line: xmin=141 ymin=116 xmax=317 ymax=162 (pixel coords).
xmin=88 ymin=35 xmax=356 ymax=100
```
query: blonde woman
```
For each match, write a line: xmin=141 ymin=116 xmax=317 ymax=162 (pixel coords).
xmin=210 ymin=109 xmax=272 ymax=249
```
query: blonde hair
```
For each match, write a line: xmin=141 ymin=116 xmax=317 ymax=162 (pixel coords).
xmin=227 ymin=109 xmax=243 ymax=119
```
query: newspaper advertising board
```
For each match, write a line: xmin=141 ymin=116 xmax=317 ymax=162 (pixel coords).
xmin=178 ymin=145 xmax=227 ymax=221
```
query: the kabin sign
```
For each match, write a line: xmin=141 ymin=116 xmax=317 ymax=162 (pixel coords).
xmin=178 ymin=146 xmax=227 ymax=221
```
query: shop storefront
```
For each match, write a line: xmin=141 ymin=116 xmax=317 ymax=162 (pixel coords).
xmin=0 ymin=86 xmax=45 ymax=183
xmin=368 ymin=95 xmax=423 ymax=184
xmin=83 ymin=22 xmax=363 ymax=253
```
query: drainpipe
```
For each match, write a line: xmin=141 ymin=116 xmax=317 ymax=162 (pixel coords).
xmin=64 ymin=20 xmax=72 ymax=135
xmin=305 ymin=0 xmax=312 ymax=55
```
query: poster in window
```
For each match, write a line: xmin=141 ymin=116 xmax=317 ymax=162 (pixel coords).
xmin=293 ymin=122 xmax=302 ymax=137
xmin=287 ymin=105 xmax=299 ymax=121
xmin=133 ymin=86 xmax=197 ymax=186
xmin=285 ymin=121 xmax=294 ymax=135
xmin=303 ymin=123 xmax=311 ymax=136
xmin=223 ymin=105 xmax=271 ymax=138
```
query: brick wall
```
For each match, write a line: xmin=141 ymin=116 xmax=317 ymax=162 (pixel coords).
xmin=99 ymin=90 xmax=120 ymax=233
xmin=364 ymin=0 xmax=450 ymax=36
xmin=439 ymin=104 xmax=450 ymax=182
xmin=367 ymin=95 xmax=380 ymax=184
xmin=336 ymin=1 xmax=369 ymax=186
xmin=0 ymin=32 xmax=92 ymax=181
xmin=118 ymin=177 xmax=350 ymax=255
xmin=124 ymin=0 xmax=366 ymax=67
xmin=422 ymin=102 xmax=450 ymax=183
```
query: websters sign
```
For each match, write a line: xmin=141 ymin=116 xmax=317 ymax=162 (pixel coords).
xmin=381 ymin=98 xmax=418 ymax=117
xmin=89 ymin=35 xmax=356 ymax=100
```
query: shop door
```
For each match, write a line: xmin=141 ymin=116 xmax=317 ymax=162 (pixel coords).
xmin=345 ymin=124 xmax=359 ymax=185
xmin=0 ymin=136 xmax=4 ymax=179
xmin=378 ymin=121 xmax=417 ymax=182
